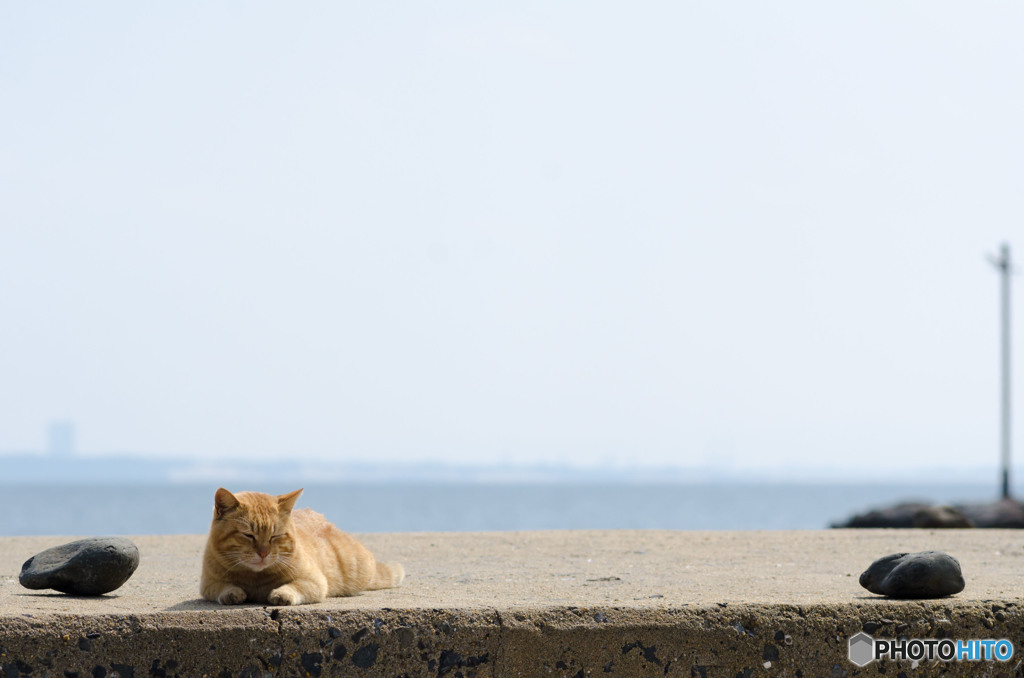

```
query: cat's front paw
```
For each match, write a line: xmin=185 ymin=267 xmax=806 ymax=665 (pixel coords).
xmin=268 ymin=586 xmax=301 ymax=606
xmin=217 ymin=585 xmax=247 ymax=605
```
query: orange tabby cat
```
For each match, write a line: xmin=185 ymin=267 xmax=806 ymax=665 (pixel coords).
xmin=200 ymin=487 xmax=404 ymax=606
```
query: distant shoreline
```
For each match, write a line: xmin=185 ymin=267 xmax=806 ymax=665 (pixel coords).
xmin=0 ymin=452 xmax=1013 ymax=486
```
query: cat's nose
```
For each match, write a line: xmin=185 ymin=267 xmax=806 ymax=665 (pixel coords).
xmin=257 ymin=548 xmax=269 ymax=559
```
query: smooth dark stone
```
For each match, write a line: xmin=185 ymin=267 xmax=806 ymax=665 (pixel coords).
xmin=859 ymin=551 xmax=965 ymax=599
xmin=19 ymin=537 xmax=140 ymax=595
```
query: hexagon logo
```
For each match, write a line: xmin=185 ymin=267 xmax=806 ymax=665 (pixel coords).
xmin=849 ymin=632 xmax=875 ymax=667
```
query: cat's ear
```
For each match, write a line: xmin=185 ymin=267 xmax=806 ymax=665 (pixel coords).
xmin=277 ymin=488 xmax=303 ymax=513
xmin=214 ymin=487 xmax=239 ymax=518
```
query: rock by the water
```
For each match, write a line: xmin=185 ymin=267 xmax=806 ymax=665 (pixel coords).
xmin=833 ymin=502 xmax=930 ymax=528
xmin=19 ymin=537 xmax=140 ymax=595
xmin=835 ymin=498 xmax=1024 ymax=528
xmin=957 ymin=499 xmax=1024 ymax=528
xmin=859 ymin=551 xmax=965 ymax=599
xmin=912 ymin=505 xmax=974 ymax=528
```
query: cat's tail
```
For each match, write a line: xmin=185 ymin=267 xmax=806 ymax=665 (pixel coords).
xmin=371 ymin=561 xmax=405 ymax=589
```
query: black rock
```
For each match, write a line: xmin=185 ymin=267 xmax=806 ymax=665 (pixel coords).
xmin=833 ymin=502 xmax=931 ymax=528
xmin=956 ymin=499 xmax=1024 ymax=528
xmin=835 ymin=498 xmax=1024 ymax=528
xmin=19 ymin=537 xmax=140 ymax=595
xmin=859 ymin=551 xmax=965 ymax=599
xmin=912 ymin=505 xmax=974 ymax=528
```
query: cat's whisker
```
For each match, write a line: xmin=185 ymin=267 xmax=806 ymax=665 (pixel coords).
xmin=274 ymin=556 xmax=299 ymax=575
xmin=223 ymin=556 xmax=247 ymax=572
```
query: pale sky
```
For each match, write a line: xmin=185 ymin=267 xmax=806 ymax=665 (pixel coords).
xmin=1 ymin=2 xmax=1022 ymax=474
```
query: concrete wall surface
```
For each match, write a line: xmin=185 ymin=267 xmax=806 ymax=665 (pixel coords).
xmin=1 ymin=530 xmax=1022 ymax=677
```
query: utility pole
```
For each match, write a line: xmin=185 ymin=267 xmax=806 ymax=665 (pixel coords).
xmin=989 ymin=243 xmax=1013 ymax=499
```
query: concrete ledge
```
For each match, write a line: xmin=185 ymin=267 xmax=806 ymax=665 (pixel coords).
xmin=2 ymin=530 xmax=1023 ymax=676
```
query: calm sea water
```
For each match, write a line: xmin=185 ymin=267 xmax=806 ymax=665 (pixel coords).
xmin=0 ymin=482 xmax=1012 ymax=536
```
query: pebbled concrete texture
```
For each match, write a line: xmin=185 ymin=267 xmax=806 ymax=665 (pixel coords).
xmin=0 ymin=530 xmax=1022 ymax=676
